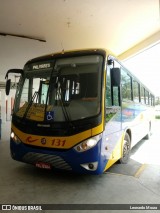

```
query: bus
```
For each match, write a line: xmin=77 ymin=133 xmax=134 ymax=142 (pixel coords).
xmin=5 ymin=49 xmax=155 ymax=174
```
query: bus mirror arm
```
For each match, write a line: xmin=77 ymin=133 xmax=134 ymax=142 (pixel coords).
xmin=5 ymin=69 xmax=23 ymax=80
xmin=5 ymin=79 xmax=11 ymax=95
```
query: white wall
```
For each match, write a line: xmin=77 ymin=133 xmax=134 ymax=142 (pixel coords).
xmin=0 ymin=35 xmax=56 ymax=80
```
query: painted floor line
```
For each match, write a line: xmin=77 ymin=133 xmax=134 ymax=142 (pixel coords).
xmin=104 ymin=171 xmax=133 ymax=177
xmin=134 ymin=164 xmax=148 ymax=178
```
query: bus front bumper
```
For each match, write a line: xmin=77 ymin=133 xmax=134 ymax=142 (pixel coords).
xmin=10 ymin=138 xmax=107 ymax=175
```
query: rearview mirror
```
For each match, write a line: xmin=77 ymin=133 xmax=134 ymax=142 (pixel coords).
xmin=6 ymin=79 xmax=11 ymax=95
xmin=5 ymin=68 xmax=23 ymax=95
xmin=111 ymin=68 xmax=121 ymax=87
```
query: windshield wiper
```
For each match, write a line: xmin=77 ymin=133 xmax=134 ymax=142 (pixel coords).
xmin=55 ymin=78 xmax=75 ymax=130
xmin=23 ymin=91 xmax=39 ymax=119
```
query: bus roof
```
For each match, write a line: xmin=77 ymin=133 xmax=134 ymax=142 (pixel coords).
xmin=25 ymin=48 xmax=111 ymax=65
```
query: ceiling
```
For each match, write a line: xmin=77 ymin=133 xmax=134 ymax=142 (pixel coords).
xmin=0 ymin=0 xmax=160 ymax=94
xmin=0 ymin=0 xmax=159 ymax=54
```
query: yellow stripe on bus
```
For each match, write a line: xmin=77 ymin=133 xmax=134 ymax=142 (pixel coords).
xmin=12 ymin=123 xmax=104 ymax=149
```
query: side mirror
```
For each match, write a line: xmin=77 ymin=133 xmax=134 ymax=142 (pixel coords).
xmin=5 ymin=68 xmax=23 ymax=95
xmin=111 ymin=68 xmax=121 ymax=87
xmin=6 ymin=79 xmax=11 ymax=95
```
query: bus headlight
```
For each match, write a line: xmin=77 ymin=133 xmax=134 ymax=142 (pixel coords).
xmin=11 ymin=131 xmax=21 ymax=144
xmin=74 ymin=134 xmax=102 ymax=152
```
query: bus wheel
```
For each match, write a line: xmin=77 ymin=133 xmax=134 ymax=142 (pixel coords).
xmin=119 ymin=133 xmax=131 ymax=164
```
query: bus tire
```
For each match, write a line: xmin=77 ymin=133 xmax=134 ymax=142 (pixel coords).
xmin=119 ymin=133 xmax=131 ymax=164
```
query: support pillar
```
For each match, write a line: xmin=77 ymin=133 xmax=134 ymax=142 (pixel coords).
xmin=1 ymin=89 xmax=6 ymax=123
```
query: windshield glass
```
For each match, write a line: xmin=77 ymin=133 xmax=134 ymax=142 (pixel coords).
xmin=14 ymin=55 xmax=103 ymax=122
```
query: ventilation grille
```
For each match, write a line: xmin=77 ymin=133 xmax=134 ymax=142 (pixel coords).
xmin=22 ymin=152 xmax=72 ymax=171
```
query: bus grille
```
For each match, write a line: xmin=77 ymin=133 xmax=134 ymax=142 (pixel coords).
xmin=22 ymin=152 xmax=72 ymax=171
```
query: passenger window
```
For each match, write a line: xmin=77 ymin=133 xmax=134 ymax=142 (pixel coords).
xmin=121 ymin=69 xmax=132 ymax=101
xmin=113 ymin=87 xmax=119 ymax=106
xmin=145 ymin=90 xmax=149 ymax=105
xmin=133 ymin=80 xmax=140 ymax=103
xmin=106 ymin=66 xmax=112 ymax=107
xmin=152 ymin=95 xmax=155 ymax=106
xmin=141 ymin=86 xmax=145 ymax=104
xmin=149 ymin=93 xmax=151 ymax=106
xmin=106 ymin=63 xmax=120 ymax=107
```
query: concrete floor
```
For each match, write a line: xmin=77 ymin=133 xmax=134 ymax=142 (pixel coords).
xmin=0 ymin=121 xmax=160 ymax=213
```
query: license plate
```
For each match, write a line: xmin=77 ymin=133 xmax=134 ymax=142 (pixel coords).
xmin=35 ymin=162 xmax=51 ymax=169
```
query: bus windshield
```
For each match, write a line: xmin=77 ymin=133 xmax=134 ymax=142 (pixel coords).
xmin=14 ymin=55 xmax=103 ymax=122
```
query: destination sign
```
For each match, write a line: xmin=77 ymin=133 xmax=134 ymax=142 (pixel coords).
xmin=32 ymin=63 xmax=52 ymax=70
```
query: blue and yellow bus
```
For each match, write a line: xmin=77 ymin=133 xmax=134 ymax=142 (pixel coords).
xmin=5 ymin=49 xmax=155 ymax=174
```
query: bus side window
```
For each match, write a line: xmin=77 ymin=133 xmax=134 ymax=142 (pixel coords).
xmin=149 ymin=93 xmax=152 ymax=106
xmin=112 ymin=87 xmax=119 ymax=106
xmin=106 ymin=66 xmax=112 ymax=107
xmin=121 ymin=69 xmax=132 ymax=102
xmin=145 ymin=89 xmax=149 ymax=105
xmin=141 ymin=86 xmax=145 ymax=104
xmin=133 ymin=80 xmax=140 ymax=103
xmin=151 ymin=94 xmax=154 ymax=106
xmin=152 ymin=95 xmax=155 ymax=106
xmin=106 ymin=66 xmax=120 ymax=107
